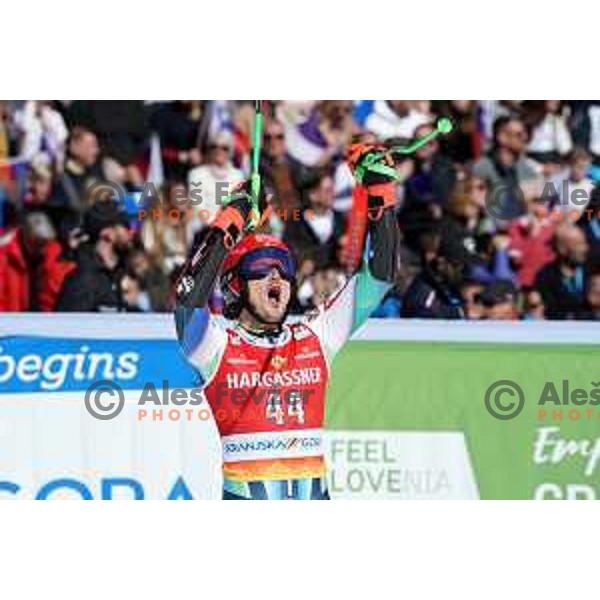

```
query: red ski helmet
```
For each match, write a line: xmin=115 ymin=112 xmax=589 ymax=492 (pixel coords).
xmin=220 ymin=234 xmax=295 ymax=317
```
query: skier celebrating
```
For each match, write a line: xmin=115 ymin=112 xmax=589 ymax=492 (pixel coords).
xmin=174 ymin=142 xmax=401 ymax=500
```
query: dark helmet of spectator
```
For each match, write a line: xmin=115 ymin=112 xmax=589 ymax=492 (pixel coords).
xmin=82 ymin=200 xmax=129 ymax=243
xmin=419 ymin=222 xmax=474 ymax=289
xmin=478 ymin=280 xmax=516 ymax=308
xmin=478 ymin=280 xmax=517 ymax=320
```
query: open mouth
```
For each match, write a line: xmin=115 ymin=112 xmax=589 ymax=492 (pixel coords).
xmin=267 ymin=284 xmax=282 ymax=305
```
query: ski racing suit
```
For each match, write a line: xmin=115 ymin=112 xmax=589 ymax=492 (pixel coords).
xmin=175 ymin=170 xmax=400 ymax=499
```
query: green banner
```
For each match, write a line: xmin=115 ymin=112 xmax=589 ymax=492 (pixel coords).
xmin=326 ymin=341 xmax=600 ymax=499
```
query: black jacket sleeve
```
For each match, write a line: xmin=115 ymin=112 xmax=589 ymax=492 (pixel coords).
xmin=175 ymin=197 xmax=253 ymax=310
xmin=366 ymin=203 xmax=401 ymax=284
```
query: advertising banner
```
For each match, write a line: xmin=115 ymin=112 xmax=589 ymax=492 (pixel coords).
xmin=327 ymin=340 xmax=600 ymax=499
xmin=1 ymin=315 xmax=598 ymax=499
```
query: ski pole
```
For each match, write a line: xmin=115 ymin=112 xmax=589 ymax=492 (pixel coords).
xmin=247 ymin=100 xmax=263 ymax=230
xmin=388 ymin=117 xmax=453 ymax=156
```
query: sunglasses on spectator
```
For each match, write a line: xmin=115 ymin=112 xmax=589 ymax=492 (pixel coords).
xmin=209 ymin=144 xmax=230 ymax=151
xmin=265 ymin=134 xmax=284 ymax=141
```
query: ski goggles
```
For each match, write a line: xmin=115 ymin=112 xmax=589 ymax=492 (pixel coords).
xmin=239 ymin=247 xmax=295 ymax=281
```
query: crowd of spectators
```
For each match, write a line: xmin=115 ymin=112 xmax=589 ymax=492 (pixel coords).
xmin=2 ymin=100 xmax=600 ymax=320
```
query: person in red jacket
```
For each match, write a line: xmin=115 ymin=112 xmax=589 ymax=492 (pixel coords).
xmin=508 ymin=203 xmax=555 ymax=288
xmin=0 ymin=225 xmax=29 ymax=311
xmin=0 ymin=211 xmax=74 ymax=311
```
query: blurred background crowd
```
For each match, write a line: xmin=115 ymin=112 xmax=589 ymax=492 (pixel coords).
xmin=2 ymin=100 xmax=600 ymax=320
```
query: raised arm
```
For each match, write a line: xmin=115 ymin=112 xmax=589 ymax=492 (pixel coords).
xmin=308 ymin=144 xmax=401 ymax=363
xmin=174 ymin=191 xmax=254 ymax=383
